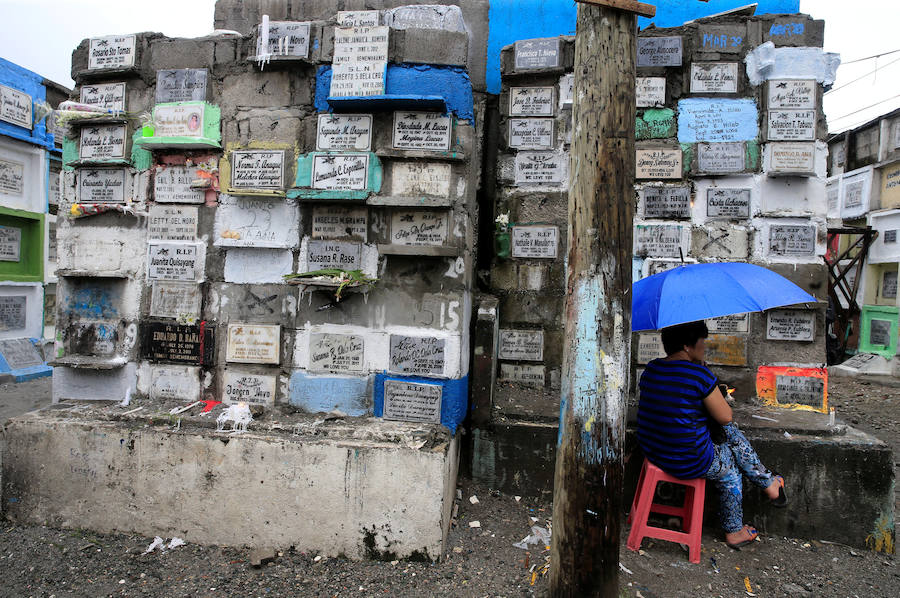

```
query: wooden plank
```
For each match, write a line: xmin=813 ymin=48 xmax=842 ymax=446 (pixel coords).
xmin=576 ymin=0 xmax=656 ymax=18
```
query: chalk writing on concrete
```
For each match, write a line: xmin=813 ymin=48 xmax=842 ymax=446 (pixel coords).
xmin=383 ymin=379 xmax=442 ymax=423
xmin=389 ymin=335 xmax=445 ymax=376
xmin=214 ymin=196 xmax=298 ymax=247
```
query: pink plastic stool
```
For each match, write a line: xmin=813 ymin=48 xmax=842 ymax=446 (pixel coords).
xmin=626 ymin=458 xmax=706 ymax=564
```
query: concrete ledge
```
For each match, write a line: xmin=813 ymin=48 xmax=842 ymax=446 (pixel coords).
xmin=3 ymin=410 xmax=458 ymax=560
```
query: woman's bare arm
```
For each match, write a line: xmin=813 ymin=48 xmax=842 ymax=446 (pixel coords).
xmin=703 ymin=385 xmax=733 ymax=425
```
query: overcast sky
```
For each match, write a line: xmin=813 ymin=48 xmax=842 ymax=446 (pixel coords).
xmin=0 ymin=0 xmax=896 ymax=134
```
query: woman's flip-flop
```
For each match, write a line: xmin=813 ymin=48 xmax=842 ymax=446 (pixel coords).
xmin=726 ymin=525 xmax=759 ymax=550
xmin=770 ymin=474 xmax=787 ymax=508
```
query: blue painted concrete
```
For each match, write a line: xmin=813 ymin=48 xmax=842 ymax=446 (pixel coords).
xmin=315 ymin=64 xmax=474 ymax=122
xmin=66 ymin=287 xmax=118 ymax=319
xmin=373 ymin=373 xmax=468 ymax=434
xmin=288 ymin=371 xmax=373 ymax=416
xmin=0 ymin=338 xmax=52 ymax=382
xmin=677 ymin=98 xmax=760 ymax=143
xmin=485 ymin=0 xmax=800 ymax=94
xmin=0 ymin=58 xmax=53 ymax=150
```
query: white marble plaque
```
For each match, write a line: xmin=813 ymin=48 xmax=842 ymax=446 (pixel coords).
xmin=79 ymin=124 xmax=127 ymax=160
xmin=0 ymin=226 xmax=22 ymax=261
xmin=307 ymin=240 xmax=361 ymax=269
xmin=768 ymin=224 xmax=816 ymax=256
xmin=634 ymin=224 xmax=685 ymax=258
xmin=698 ymin=142 xmax=744 ymax=173
xmin=88 ymin=35 xmax=136 ymax=69
xmin=769 ymin=143 xmax=816 ymax=174
xmin=316 ymin=114 xmax=372 ymax=151
xmin=77 ymin=168 xmax=126 ymax=203
xmin=331 ymin=26 xmax=389 ymax=97
xmin=691 ymin=63 xmax=738 ymax=93
xmin=226 ymin=323 xmax=280 ymax=364
xmin=707 ymin=313 xmax=750 ymax=333
xmin=869 ymin=319 xmax=893 ymax=346
xmin=150 ymin=365 xmax=200 ymax=401
xmin=257 ymin=21 xmax=311 ymax=58
xmin=636 ymin=77 xmax=666 ymax=108
xmin=511 ymin=225 xmax=558 ymax=258
xmin=308 ymin=332 xmax=365 ymax=373
xmin=154 ymin=165 xmax=205 ymax=204
xmin=392 ymin=112 xmax=452 ymax=150
xmin=0 ymin=84 xmax=32 ymax=129
xmin=707 ymin=188 xmax=751 ymax=218
xmin=559 ymin=74 xmax=574 ymax=108
xmin=0 ymin=296 xmax=26 ymax=331
xmin=231 ymin=150 xmax=285 ymax=190
xmin=147 ymin=242 xmax=201 ymax=281
xmin=637 ymin=37 xmax=682 ymax=67
xmin=49 ymin=164 xmax=61 ymax=206
xmin=885 ymin=230 xmax=897 ymax=244
xmin=841 ymin=172 xmax=869 ymax=215
xmin=391 ymin=162 xmax=451 ymax=196
xmin=514 ymin=151 xmax=567 ymax=184
xmin=391 ymin=210 xmax=448 ymax=246
xmin=383 ymin=379 xmax=442 ymax=424
xmin=775 ymin=375 xmax=824 ymax=407
xmin=311 ymin=206 xmax=368 ymax=240
xmin=768 ymin=109 xmax=815 ymax=141
xmin=336 ymin=10 xmax=380 ymax=27
xmin=80 ymin=82 xmax=126 ymax=111
xmin=499 ymin=363 xmax=545 ymax=388
xmin=508 ymin=118 xmax=554 ymax=149
xmin=312 ymin=153 xmax=369 ymax=190
xmin=509 ymin=87 xmax=555 ymax=116
xmin=153 ymin=103 xmax=204 ymax=138
xmin=214 ymin=195 xmax=299 ymax=248
xmin=0 ymin=338 xmax=42 ymax=369
xmin=514 ymin=38 xmax=560 ymax=70
xmin=637 ymin=332 xmax=667 ymax=363
xmin=47 ymin=220 xmax=57 ymax=263
xmin=389 ymin=335 xmax=445 ymax=376
xmin=498 ymin=329 xmax=543 ymax=361
xmin=0 ymin=158 xmax=24 ymax=195
xmin=222 ymin=371 xmax=276 ymax=406
xmin=767 ymin=79 xmax=816 ymax=110
xmin=642 ymin=186 xmax=691 ymax=218
xmin=150 ymin=282 xmax=202 ymax=320
xmin=883 ymin=271 xmax=898 ymax=299
xmin=149 ymin=205 xmax=198 ymax=241
xmin=156 ymin=69 xmax=207 ymax=103
xmin=636 ymin=148 xmax=682 ymax=179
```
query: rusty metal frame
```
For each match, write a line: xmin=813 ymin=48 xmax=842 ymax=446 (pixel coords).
xmin=825 ymin=226 xmax=878 ymax=356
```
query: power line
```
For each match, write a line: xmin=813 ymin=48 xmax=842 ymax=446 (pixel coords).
xmin=825 ymin=55 xmax=900 ymax=94
xmin=828 ymin=93 xmax=900 ymax=123
xmin=842 ymin=48 xmax=900 ymax=65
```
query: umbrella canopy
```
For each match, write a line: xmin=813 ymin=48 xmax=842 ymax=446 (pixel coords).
xmin=632 ymin=262 xmax=818 ymax=331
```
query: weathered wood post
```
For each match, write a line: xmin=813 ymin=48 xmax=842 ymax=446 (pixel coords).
xmin=550 ymin=1 xmax=654 ymax=595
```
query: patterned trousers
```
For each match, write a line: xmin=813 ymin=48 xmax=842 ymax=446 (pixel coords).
xmin=703 ymin=423 xmax=776 ymax=533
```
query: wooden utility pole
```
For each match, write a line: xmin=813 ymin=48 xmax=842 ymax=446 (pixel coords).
xmin=550 ymin=1 xmax=653 ymax=596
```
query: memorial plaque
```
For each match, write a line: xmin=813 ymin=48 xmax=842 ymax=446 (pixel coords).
xmin=499 ymin=363 xmax=545 ymax=388
xmin=222 ymin=371 xmax=276 ymax=406
xmin=698 ymin=142 xmax=745 ymax=173
xmin=155 ymin=69 xmax=208 ymax=103
xmin=508 ymin=118 xmax=554 ymax=149
xmin=634 ymin=224 xmax=685 ymax=258
xmin=775 ymin=375 xmax=825 ymax=407
xmin=154 ymin=165 xmax=205 ymax=204
xmin=47 ymin=220 xmax=57 ymax=263
xmin=312 ymin=153 xmax=369 ymax=190
xmin=231 ymin=150 xmax=285 ymax=190
xmin=226 ymin=323 xmax=280 ymax=364
xmin=882 ymin=271 xmax=897 ymax=299
xmin=635 ymin=148 xmax=682 ymax=179
xmin=79 ymin=124 xmax=127 ymax=160
xmin=637 ymin=332 xmax=666 ymax=364
xmin=769 ymin=143 xmax=816 ymax=174
xmin=0 ymin=295 xmax=26 ymax=331
xmin=147 ymin=242 xmax=201 ymax=281
xmin=383 ymin=379 xmax=442 ymax=424
xmin=88 ymin=35 xmax=136 ymax=69
xmin=707 ymin=313 xmax=750 ymax=333
xmin=769 ymin=224 xmax=816 ymax=256
xmin=330 ymin=26 xmax=389 ymax=97
xmin=392 ymin=112 xmax=452 ymax=151
xmin=690 ymin=63 xmax=738 ymax=93
xmin=511 ymin=225 xmax=558 ymax=258
xmin=153 ymin=103 xmax=204 ymax=138
xmin=389 ymin=335 xmax=445 ymax=376
xmin=826 ymin=177 xmax=840 ymax=214
xmin=498 ymin=329 xmax=544 ymax=361
xmin=766 ymin=309 xmax=815 ymax=341
xmin=391 ymin=210 xmax=448 ymax=246
xmin=705 ymin=334 xmax=747 ymax=366
xmin=391 ymin=162 xmax=451 ymax=196
xmin=514 ymin=151 xmax=567 ymax=184
xmin=0 ymin=338 xmax=42 ymax=369
xmin=885 ymin=229 xmax=898 ymax=244
xmin=77 ymin=168 xmax=126 ymax=203
xmin=881 ymin=163 xmax=900 ymax=207
xmin=0 ymin=83 xmax=32 ymax=129
xmin=149 ymin=365 xmax=200 ymax=401
xmin=768 ymin=109 xmax=816 ymax=141
xmin=336 ymin=10 xmax=379 ymax=27
xmin=80 ymin=82 xmax=126 ymax=111
xmin=869 ymin=319 xmax=893 ymax=346
xmin=215 ymin=195 xmax=298 ymax=248
xmin=0 ymin=158 xmax=24 ymax=195
xmin=514 ymin=38 xmax=560 ymax=70
xmin=558 ymin=74 xmax=574 ymax=108
xmin=307 ymin=240 xmax=361 ymax=269
xmin=308 ymin=332 xmax=365 ymax=373
xmin=841 ymin=172 xmax=869 ymax=215
xmin=0 ymin=226 xmax=21 ymax=261
xmin=707 ymin=188 xmax=751 ymax=218
xmin=641 ymin=186 xmax=691 ymax=218
xmin=49 ymin=163 xmax=61 ymax=206
xmin=767 ymin=79 xmax=816 ymax=110
xmin=257 ymin=21 xmax=311 ymax=58
xmin=677 ymin=99 xmax=758 ymax=143
xmin=893 ymin=120 xmax=900 ymax=149
xmin=509 ymin=87 xmax=554 ymax=116
xmin=316 ymin=114 xmax=372 ymax=151
xmin=636 ymin=36 xmax=682 ymax=67
xmin=150 ymin=282 xmax=202 ymax=320
xmin=149 ymin=205 xmax=198 ymax=241
xmin=142 ymin=321 xmax=215 ymax=365
xmin=311 ymin=206 xmax=368 ymax=240
xmin=636 ymin=77 xmax=666 ymax=108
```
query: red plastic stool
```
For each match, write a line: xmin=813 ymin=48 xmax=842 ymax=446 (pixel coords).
xmin=626 ymin=458 xmax=706 ymax=564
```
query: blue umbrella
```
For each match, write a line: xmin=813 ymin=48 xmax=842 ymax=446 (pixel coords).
xmin=632 ymin=262 xmax=818 ymax=331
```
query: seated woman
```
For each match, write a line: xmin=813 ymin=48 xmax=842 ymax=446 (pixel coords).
xmin=636 ymin=320 xmax=787 ymax=549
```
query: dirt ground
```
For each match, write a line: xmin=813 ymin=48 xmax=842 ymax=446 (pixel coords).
xmin=0 ymin=376 xmax=897 ymax=597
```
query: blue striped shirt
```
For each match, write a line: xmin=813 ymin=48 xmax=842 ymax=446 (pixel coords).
xmin=637 ymin=359 xmax=717 ymax=479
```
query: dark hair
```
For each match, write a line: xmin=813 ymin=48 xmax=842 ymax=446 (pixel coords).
xmin=660 ymin=320 xmax=708 ymax=356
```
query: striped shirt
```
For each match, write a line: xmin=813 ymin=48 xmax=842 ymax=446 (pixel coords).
xmin=637 ymin=359 xmax=717 ymax=479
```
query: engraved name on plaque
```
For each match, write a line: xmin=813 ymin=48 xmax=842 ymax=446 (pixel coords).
xmin=308 ymin=332 xmax=365 ymax=373
xmin=511 ymin=225 xmax=558 ymax=258
xmin=498 ymin=329 xmax=544 ymax=361
xmin=155 ymin=69 xmax=208 ymax=103
xmin=391 ymin=210 xmax=448 ymax=246
xmin=514 ymin=38 xmax=560 ymax=70
xmin=508 ymin=118 xmax=554 ymax=149
xmin=154 ymin=165 xmax=205 ymax=204
xmin=383 ymin=380 xmax=442 ymax=424
xmin=706 ymin=188 xmax=751 ymax=218
xmin=80 ymin=82 xmax=126 ymax=111
xmin=316 ymin=114 xmax=373 ymax=151
xmin=88 ymin=35 xmax=136 ymax=69
xmin=690 ymin=63 xmax=738 ymax=93
xmin=389 ymin=335 xmax=445 ymax=376
xmin=697 ymin=142 xmax=745 ymax=173
xmin=392 ymin=112 xmax=452 ymax=151
xmin=77 ymin=168 xmax=126 ymax=203
xmin=766 ymin=309 xmax=815 ymax=341
xmin=768 ymin=109 xmax=816 ymax=141
xmin=312 ymin=153 xmax=369 ymax=190
xmin=79 ymin=124 xmax=127 ymax=160
xmin=509 ymin=87 xmax=554 ymax=116
xmin=637 ymin=37 xmax=682 ymax=67
xmin=231 ymin=150 xmax=285 ymax=190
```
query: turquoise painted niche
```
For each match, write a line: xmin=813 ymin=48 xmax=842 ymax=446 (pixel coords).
xmin=134 ymin=102 xmax=221 ymax=149
xmin=289 ymin=151 xmax=383 ymax=201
